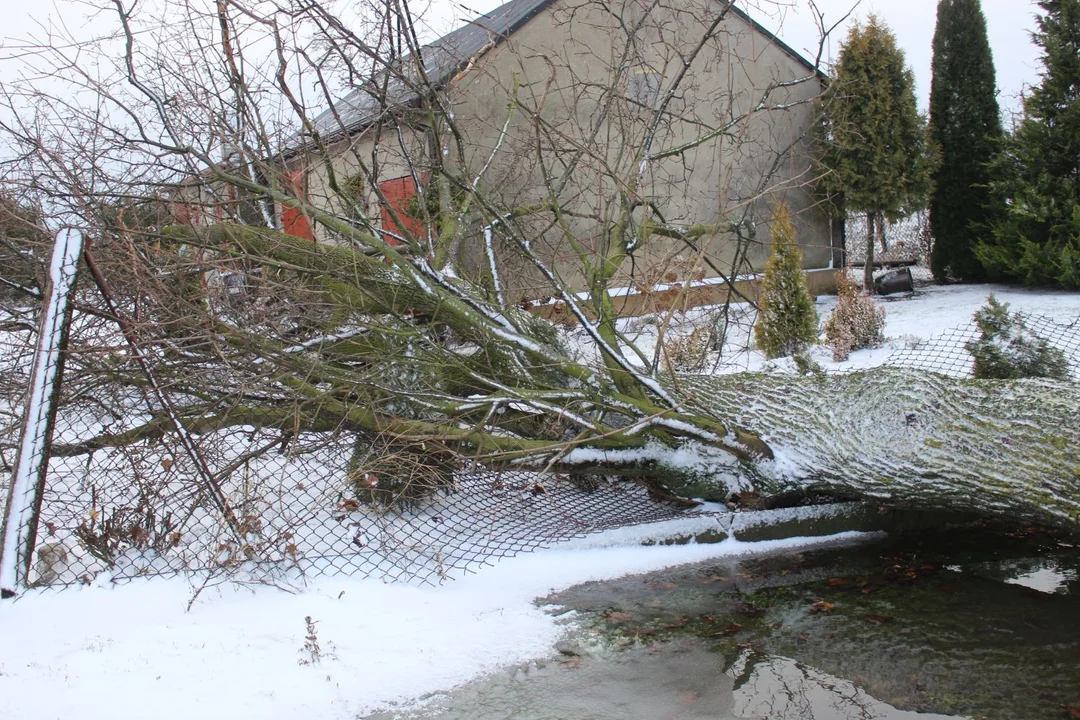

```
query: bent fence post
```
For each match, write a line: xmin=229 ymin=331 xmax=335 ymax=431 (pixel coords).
xmin=0 ymin=229 xmax=84 ymax=598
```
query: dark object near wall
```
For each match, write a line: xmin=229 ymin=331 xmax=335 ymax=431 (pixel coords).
xmin=874 ymin=267 xmax=914 ymax=295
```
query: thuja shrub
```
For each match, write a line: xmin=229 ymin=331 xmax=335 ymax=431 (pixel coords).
xmin=823 ymin=271 xmax=886 ymax=361
xmin=965 ymin=295 xmax=1069 ymax=380
xmin=754 ymin=205 xmax=819 ymax=359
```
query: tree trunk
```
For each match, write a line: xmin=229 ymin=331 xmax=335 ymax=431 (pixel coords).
xmin=864 ymin=212 xmax=875 ymax=292
xmin=44 ymin=225 xmax=1080 ymax=534
xmin=664 ymin=369 xmax=1080 ymax=530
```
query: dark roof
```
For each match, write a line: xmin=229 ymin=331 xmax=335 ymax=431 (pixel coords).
xmin=305 ymin=0 xmax=819 ymax=145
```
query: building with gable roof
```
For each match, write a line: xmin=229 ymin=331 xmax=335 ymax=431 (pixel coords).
xmin=282 ymin=0 xmax=839 ymax=302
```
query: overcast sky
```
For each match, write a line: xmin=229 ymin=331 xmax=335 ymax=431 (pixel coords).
xmin=765 ymin=0 xmax=1043 ymax=114
xmin=0 ymin=0 xmax=1046 ymax=116
xmin=426 ymin=0 xmax=1046 ymax=115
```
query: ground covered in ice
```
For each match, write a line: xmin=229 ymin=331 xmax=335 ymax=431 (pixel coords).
xmin=1 ymin=282 xmax=1079 ymax=720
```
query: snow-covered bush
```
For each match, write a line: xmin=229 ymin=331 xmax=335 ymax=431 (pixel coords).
xmin=965 ymin=295 xmax=1069 ymax=380
xmin=753 ymin=205 xmax=818 ymax=359
xmin=823 ymin=272 xmax=886 ymax=361
xmin=663 ymin=325 xmax=710 ymax=372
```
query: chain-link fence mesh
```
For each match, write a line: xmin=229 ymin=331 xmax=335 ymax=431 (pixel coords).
xmin=0 ymin=313 xmax=36 ymax=584
xmin=4 ymin=274 xmax=1079 ymax=591
xmin=2 ymin=276 xmax=694 ymax=588
xmin=27 ymin=428 xmax=689 ymax=587
xmin=844 ymin=213 xmax=931 ymax=267
xmin=882 ymin=313 xmax=1080 ymax=381
xmin=0 ymin=317 xmax=34 ymax=476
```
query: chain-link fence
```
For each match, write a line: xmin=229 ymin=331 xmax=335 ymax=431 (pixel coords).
xmin=0 ymin=246 xmax=693 ymax=589
xmin=883 ymin=312 xmax=1080 ymax=381
xmin=844 ymin=213 xmax=931 ymax=267
xmin=3 ymin=230 xmax=1078 ymax=593
xmin=25 ymin=431 xmax=689 ymax=587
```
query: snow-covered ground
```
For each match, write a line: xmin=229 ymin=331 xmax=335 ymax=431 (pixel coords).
xmin=572 ymin=274 xmax=1080 ymax=376
xmin=1 ymin=282 xmax=1079 ymax=720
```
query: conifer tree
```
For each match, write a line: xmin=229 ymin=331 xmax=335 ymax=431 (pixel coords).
xmin=754 ymin=205 xmax=819 ymax=359
xmin=928 ymin=0 xmax=1002 ymax=283
xmin=817 ymin=16 xmax=935 ymax=291
xmin=977 ymin=0 xmax=1080 ymax=289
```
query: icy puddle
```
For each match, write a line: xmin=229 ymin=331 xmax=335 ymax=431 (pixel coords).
xmin=370 ymin=519 xmax=1080 ymax=720
xmin=369 ymin=640 xmax=959 ymax=719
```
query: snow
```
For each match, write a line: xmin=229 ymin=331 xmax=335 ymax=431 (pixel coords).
xmin=2 ymin=280 xmax=1079 ymax=718
xmin=0 ymin=530 xmax=867 ymax=720
xmin=564 ymin=279 xmax=1080 ymax=377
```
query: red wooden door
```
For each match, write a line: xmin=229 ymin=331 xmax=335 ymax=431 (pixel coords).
xmin=282 ymin=170 xmax=314 ymax=241
xmin=378 ymin=175 xmax=424 ymax=246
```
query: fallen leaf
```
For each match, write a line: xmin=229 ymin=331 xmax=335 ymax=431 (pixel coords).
xmin=809 ymin=600 xmax=836 ymax=613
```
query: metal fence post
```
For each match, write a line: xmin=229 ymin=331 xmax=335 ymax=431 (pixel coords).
xmin=0 ymin=229 xmax=84 ymax=598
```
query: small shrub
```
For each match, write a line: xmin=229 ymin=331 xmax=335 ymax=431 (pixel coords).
xmin=705 ymin=306 xmax=744 ymax=353
xmin=663 ymin=324 xmax=710 ymax=372
xmin=792 ymin=350 xmax=825 ymax=376
xmin=964 ymin=295 xmax=1069 ymax=380
xmin=823 ymin=272 xmax=886 ymax=361
xmin=753 ymin=205 xmax=819 ymax=359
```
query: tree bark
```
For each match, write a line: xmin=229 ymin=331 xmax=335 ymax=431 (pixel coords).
xmin=864 ymin=212 xmax=875 ymax=291
xmin=670 ymin=369 xmax=1080 ymax=530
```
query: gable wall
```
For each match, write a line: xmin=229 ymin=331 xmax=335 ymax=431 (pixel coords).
xmin=297 ymin=0 xmax=832 ymax=300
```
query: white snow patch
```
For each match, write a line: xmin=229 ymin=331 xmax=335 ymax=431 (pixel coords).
xmin=0 ymin=529 xmax=871 ymax=720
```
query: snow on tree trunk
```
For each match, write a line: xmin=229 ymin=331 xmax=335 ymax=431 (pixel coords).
xmin=675 ymin=368 xmax=1080 ymax=529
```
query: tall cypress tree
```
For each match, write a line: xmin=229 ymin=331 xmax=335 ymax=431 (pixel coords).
xmin=977 ymin=0 xmax=1080 ymax=288
xmin=928 ymin=0 xmax=1002 ymax=283
xmin=817 ymin=16 xmax=935 ymax=291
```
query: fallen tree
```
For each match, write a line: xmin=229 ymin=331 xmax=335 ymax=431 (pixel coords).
xmin=0 ymin=0 xmax=1076 ymax=556
xmin=677 ymin=370 xmax=1080 ymax=529
xmin=33 ymin=222 xmax=1080 ymax=533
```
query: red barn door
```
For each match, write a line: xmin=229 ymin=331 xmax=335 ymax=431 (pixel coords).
xmin=281 ymin=170 xmax=314 ymax=241
xmin=378 ymin=175 xmax=425 ymax=246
